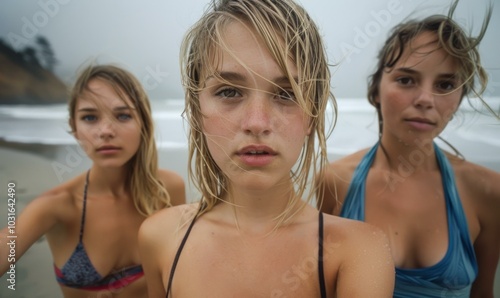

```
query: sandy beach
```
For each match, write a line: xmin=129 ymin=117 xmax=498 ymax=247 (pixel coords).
xmin=0 ymin=146 xmax=66 ymax=298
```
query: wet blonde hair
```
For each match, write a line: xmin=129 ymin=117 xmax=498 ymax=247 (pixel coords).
xmin=181 ymin=0 xmax=335 ymax=219
xmin=368 ymin=0 xmax=493 ymax=136
xmin=69 ymin=64 xmax=170 ymax=216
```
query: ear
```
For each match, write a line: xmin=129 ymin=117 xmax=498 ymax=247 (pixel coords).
xmin=306 ymin=125 xmax=312 ymax=136
xmin=306 ymin=119 xmax=313 ymax=136
xmin=69 ymin=119 xmax=78 ymax=138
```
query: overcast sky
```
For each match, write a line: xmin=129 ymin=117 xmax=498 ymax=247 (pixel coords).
xmin=1 ymin=0 xmax=498 ymax=100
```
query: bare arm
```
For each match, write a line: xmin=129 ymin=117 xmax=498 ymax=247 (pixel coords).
xmin=335 ymin=221 xmax=395 ymax=297
xmin=0 ymin=193 xmax=61 ymax=275
xmin=471 ymin=228 xmax=499 ymax=298
xmin=139 ymin=204 xmax=196 ymax=298
xmin=138 ymin=215 xmax=168 ymax=298
xmin=469 ymin=168 xmax=500 ymax=298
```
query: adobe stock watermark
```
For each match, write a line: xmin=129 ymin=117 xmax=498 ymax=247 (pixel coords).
xmin=50 ymin=120 xmax=138 ymax=182
xmin=51 ymin=144 xmax=88 ymax=183
xmin=384 ymin=137 xmax=436 ymax=192
xmin=7 ymin=0 xmax=72 ymax=50
xmin=382 ymin=105 xmax=462 ymax=192
xmin=338 ymin=0 xmax=406 ymax=64
xmin=142 ymin=64 xmax=170 ymax=91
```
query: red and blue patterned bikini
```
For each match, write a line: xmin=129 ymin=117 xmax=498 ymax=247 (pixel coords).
xmin=54 ymin=171 xmax=144 ymax=291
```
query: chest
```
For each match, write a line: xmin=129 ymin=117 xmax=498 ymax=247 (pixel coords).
xmin=169 ymin=226 xmax=325 ymax=298
xmin=363 ymin=170 xmax=477 ymax=269
xmin=49 ymin=197 xmax=145 ymax=274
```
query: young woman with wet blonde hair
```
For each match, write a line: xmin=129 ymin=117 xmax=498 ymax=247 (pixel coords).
xmin=139 ymin=1 xmax=395 ymax=297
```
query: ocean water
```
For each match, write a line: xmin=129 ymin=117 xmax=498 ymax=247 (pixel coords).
xmin=1 ymin=98 xmax=499 ymax=168
xmin=0 ymin=98 xmax=499 ymax=297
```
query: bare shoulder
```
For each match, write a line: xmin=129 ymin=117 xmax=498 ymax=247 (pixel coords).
xmin=24 ymin=173 xmax=85 ymax=220
xmin=447 ymin=155 xmax=500 ymax=227
xmin=318 ymin=148 xmax=370 ymax=214
xmin=157 ymin=168 xmax=186 ymax=206
xmin=447 ymin=154 xmax=500 ymax=202
xmin=138 ymin=202 xmax=199 ymax=280
xmin=157 ymin=168 xmax=185 ymax=189
xmin=326 ymin=148 xmax=369 ymax=183
xmin=140 ymin=203 xmax=199 ymax=245
xmin=321 ymin=212 xmax=390 ymax=249
xmin=321 ymin=213 xmax=395 ymax=296
xmin=2 ymin=173 xmax=86 ymax=253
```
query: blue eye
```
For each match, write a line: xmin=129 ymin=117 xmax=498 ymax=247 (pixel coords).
xmin=117 ymin=113 xmax=132 ymax=121
xmin=81 ymin=115 xmax=97 ymax=122
xmin=215 ymin=87 xmax=240 ymax=98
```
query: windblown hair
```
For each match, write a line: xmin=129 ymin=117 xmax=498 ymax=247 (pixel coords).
xmin=367 ymin=0 xmax=493 ymax=136
xmin=69 ymin=64 xmax=170 ymax=216
xmin=180 ymin=0 xmax=335 ymax=219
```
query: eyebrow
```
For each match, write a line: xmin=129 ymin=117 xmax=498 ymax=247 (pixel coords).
xmin=394 ymin=67 xmax=418 ymax=75
xmin=395 ymin=67 xmax=456 ymax=79
xmin=77 ymin=106 xmax=134 ymax=113
xmin=207 ymin=71 xmax=297 ymax=85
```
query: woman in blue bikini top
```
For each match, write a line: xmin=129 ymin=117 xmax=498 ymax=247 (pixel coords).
xmin=0 ymin=64 xmax=186 ymax=297
xmin=317 ymin=1 xmax=500 ymax=297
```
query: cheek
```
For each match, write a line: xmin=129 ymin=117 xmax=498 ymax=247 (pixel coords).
xmin=74 ymin=132 xmax=94 ymax=155
xmin=280 ymin=115 xmax=309 ymax=154
xmin=380 ymin=88 xmax=405 ymax=114
xmin=74 ymin=126 xmax=93 ymax=145
xmin=130 ymin=129 xmax=142 ymax=146
xmin=74 ymin=122 xmax=103 ymax=141
xmin=128 ymin=124 xmax=143 ymax=147
xmin=287 ymin=133 xmax=307 ymax=156
xmin=202 ymin=114 xmax=234 ymax=156
xmin=438 ymin=100 xmax=460 ymax=122
xmin=201 ymin=101 xmax=237 ymax=136
xmin=203 ymin=116 xmax=226 ymax=134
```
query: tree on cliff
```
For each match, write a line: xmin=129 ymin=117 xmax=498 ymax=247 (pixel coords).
xmin=36 ymin=36 xmax=57 ymax=71
xmin=0 ymin=36 xmax=67 ymax=104
xmin=0 ymin=35 xmax=57 ymax=72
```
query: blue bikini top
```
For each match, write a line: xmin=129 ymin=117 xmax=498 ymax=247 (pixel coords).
xmin=340 ymin=142 xmax=477 ymax=297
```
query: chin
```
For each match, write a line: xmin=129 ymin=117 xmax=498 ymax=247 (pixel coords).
xmin=95 ymin=161 xmax=130 ymax=169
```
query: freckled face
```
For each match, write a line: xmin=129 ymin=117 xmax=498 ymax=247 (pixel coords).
xmin=198 ymin=21 xmax=310 ymax=190
xmin=377 ymin=32 xmax=462 ymax=145
xmin=73 ymin=79 xmax=142 ymax=168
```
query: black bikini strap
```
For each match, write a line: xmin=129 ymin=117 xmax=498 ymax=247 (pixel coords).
xmin=166 ymin=211 xmax=199 ymax=298
xmin=318 ymin=212 xmax=327 ymax=298
xmin=79 ymin=170 xmax=90 ymax=242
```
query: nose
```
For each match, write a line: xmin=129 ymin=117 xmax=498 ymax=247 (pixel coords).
xmin=242 ymin=94 xmax=272 ymax=136
xmin=96 ymin=119 xmax=116 ymax=139
xmin=414 ymin=84 xmax=435 ymax=109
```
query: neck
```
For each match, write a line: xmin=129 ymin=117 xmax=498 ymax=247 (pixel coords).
xmin=87 ymin=165 xmax=130 ymax=198
xmin=221 ymin=182 xmax=305 ymax=235
xmin=377 ymin=135 xmax=438 ymax=173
